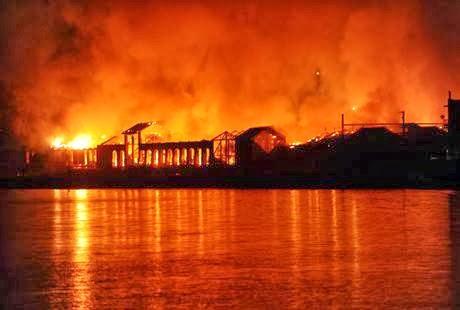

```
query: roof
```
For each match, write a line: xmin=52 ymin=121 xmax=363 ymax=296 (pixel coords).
xmin=354 ymin=127 xmax=389 ymax=134
xmin=100 ymin=135 xmax=123 ymax=145
xmin=407 ymin=124 xmax=446 ymax=136
xmin=352 ymin=126 xmax=399 ymax=137
xmin=122 ymin=122 xmax=153 ymax=135
xmin=236 ymin=126 xmax=286 ymax=142
xmin=212 ymin=131 xmax=237 ymax=141
xmin=347 ymin=127 xmax=404 ymax=146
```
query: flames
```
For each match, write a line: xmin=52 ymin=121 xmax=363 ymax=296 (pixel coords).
xmin=1 ymin=1 xmax=459 ymax=148
xmin=51 ymin=134 xmax=95 ymax=150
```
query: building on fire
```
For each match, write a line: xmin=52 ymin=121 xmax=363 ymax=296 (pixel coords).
xmin=48 ymin=123 xmax=287 ymax=172
xmin=18 ymin=93 xmax=460 ymax=181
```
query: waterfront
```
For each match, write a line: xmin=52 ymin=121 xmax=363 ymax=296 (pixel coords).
xmin=1 ymin=189 xmax=459 ymax=308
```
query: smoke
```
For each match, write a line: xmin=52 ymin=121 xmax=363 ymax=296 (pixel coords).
xmin=0 ymin=0 xmax=459 ymax=147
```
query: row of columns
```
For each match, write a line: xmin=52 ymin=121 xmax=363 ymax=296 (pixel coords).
xmin=83 ymin=149 xmax=97 ymax=166
xmin=112 ymin=147 xmax=211 ymax=168
xmin=112 ymin=150 xmax=126 ymax=168
xmin=68 ymin=149 xmax=97 ymax=167
xmin=142 ymin=147 xmax=211 ymax=167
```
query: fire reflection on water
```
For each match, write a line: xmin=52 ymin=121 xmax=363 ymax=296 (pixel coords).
xmin=271 ymin=190 xmax=279 ymax=241
xmin=73 ymin=189 xmax=90 ymax=309
xmin=331 ymin=189 xmax=338 ymax=249
xmin=53 ymin=190 xmax=62 ymax=251
xmin=351 ymin=194 xmax=361 ymax=294
xmin=154 ymin=189 xmax=162 ymax=255
xmin=175 ymin=190 xmax=182 ymax=253
xmin=198 ymin=190 xmax=204 ymax=257
xmin=17 ymin=189 xmax=455 ymax=308
xmin=289 ymin=189 xmax=301 ymax=304
xmin=330 ymin=189 xmax=340 ymax=301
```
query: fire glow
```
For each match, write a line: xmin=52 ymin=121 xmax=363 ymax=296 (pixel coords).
xmin=51 ymin=134 xmax=94 ymax=150
xmin=2 ymin=1 xmax=458 ymax=148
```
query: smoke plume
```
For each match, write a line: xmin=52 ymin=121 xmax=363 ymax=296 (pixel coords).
xmin=0 ymin=0 xmax=459 ymax=147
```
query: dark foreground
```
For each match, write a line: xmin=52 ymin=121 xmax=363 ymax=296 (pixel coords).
xmin=1 ymin=189 xmax=459 ymax=308
xmin=4 ymin=158 xmax=458 ymax=189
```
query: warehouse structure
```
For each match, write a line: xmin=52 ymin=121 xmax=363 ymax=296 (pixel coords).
xmin=51 ymin=124 xmax=287 ymax=171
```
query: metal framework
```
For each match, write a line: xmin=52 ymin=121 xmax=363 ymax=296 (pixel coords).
xmin=341 ymin=112 xmax=445 ymax=137
xmin=212 ymin=131 xmax=236 ymax=166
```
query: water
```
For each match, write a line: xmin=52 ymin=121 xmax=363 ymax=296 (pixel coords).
xmin=1 ymin=189 xmax=459 ymax=308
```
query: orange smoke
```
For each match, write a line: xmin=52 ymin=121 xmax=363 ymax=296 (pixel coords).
xmin=1 ymin=1 xmax=459 ymax=148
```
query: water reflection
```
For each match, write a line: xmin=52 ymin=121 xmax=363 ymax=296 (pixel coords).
xmin=73 ymin=190 xmax=90 ymax=309
xmin=1 ymin=189 xmax=459 ymax=308
xmin=154 ymin=190 xmax=162 ymax=255
xmin=197 ymin=190 xmax=204 ymax=257
xmin=350 ymin=194 xmax=361 ymax=297
xmin=53 ymin=198 xmax=62 ymax=251
xmin=449 ymin=193 xmax=460 ymax=307
xmin=288 ymin=190 xmax=301 ymax=307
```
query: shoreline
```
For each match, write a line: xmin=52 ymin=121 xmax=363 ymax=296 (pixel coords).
xmin=1 ymin=174 xmax=458 ymax=189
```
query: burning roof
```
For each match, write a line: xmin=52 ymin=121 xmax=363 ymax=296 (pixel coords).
xmin=236 ymin=126 xmax=286 ymax=143
xmin=121 ymin=122 xmax=154 ymax=135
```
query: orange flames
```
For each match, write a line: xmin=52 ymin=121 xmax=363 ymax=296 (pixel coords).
xmin=1 ymin=1 xmax=459 ymax=148
xmin=50 ymin=134 xmax=97 ymax=150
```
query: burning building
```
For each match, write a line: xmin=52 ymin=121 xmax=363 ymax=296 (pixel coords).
xmin=47 ymin=122 xmax=286 ymax=174
xmin=97 ymin=122 xmax=214 ymax=169
xmin=15 ymin=94 xmax=456 ymax=185
xmin=236 ymin=127 xmax=286 ymax=166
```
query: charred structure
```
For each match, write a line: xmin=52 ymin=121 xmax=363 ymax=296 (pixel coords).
xmin=89 ymin=123 xmax=285 ymax=172
xmin=4 ymin=94 xmax=459 ymax=186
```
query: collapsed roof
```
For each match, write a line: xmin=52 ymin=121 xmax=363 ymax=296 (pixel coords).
xmin=121 ymin=122 xmax=154 ymax=135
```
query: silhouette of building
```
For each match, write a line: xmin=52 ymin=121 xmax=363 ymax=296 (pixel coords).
xmin=447 ymin=92 xmax=460 ymax=158
xmin=236 ymin=126 xmax=286 ymax=167
xmin=29 ymin=94 xmax=456 ymax=182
